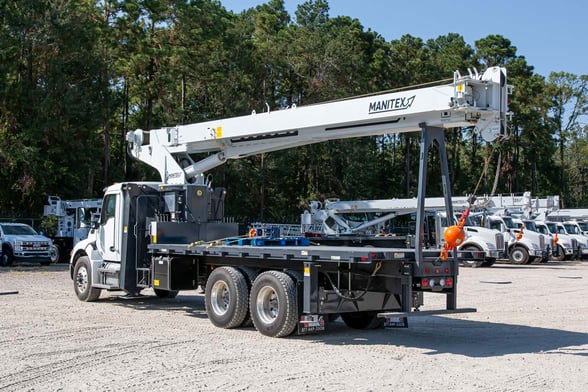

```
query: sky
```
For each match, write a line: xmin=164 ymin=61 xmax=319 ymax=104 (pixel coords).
xmin=221 ymin=0 xmax=587 ymax=78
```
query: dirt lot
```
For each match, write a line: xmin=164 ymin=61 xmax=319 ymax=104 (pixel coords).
xmin=1 ymin=260 xmax=587 ymax=392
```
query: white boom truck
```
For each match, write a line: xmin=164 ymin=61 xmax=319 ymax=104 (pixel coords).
xmin=70 ymin=67 xmax=509 ymax=337
xmin=302 ymin=197 xmax=504 ymax=268
xmin=483 ymin=215 xmax=547 ymax=264
xmin=522 ymin=219 xmax=575 ymax=261
xmin=43 ymin=196 xmax=102 ymax=262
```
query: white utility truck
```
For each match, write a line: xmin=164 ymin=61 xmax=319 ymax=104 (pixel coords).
xmin=43 ymin=196 xmax=102 ymax=262
xmin=301 ymin=197 xmax=504 ymax=268
xmin=70 ymin=67 xmax=509 ymax=337
xmin=483 ymin=215 xmax=547 ymax=264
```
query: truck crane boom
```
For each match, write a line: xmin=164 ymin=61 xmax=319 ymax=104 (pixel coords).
xmin=126 ymin=67 xmax=508 ymax=185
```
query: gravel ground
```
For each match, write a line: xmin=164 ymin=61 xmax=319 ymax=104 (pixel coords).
xmin=1 ymin=260 xmax=587 ymax=392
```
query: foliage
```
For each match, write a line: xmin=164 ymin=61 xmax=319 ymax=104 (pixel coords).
xmin=0 ymin=0 xmax=586 ymax=221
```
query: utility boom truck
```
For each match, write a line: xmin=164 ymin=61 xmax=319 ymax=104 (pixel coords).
xmin=70 ymin=67 xmax=509 ymax=337
xmin=43 ymin=196 xmax=102 ymax=263
xmin=302 ymin=196 xmax=504 ymax=268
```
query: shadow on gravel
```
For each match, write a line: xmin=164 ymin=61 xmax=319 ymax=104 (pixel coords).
xmin=305 ymin=316 xmax=588 ymax=358
xmin=490 ymin=260 xmax=587 ymax=270
xmin=0 ymin=263 xmax=69 ymax=273
xmin=105 ymin=292 xmax=588 ymax=358
xmin=107 ymin=292 xmax=208 ymax=319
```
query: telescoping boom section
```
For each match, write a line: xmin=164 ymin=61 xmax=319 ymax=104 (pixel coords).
xmin=126 ymin=67 xmax=508 ymax=185
xmin=70 ymin=67 xmax=509 ymax=337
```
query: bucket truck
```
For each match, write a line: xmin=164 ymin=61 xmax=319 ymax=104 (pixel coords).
xmin=43 ymin=196 xmax=102 ymax=263
xmin=69 ymin=67 xmax=509 ymax=337
xmin=301 ymin=196 xmax=504 ymax=268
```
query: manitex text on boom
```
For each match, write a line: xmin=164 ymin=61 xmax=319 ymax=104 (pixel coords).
xmin=368 ymin=95 xmax=415 ymax=114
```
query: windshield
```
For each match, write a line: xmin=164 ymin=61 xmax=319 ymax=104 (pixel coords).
xmin=578 ymin=222 xmax=588 ymax=231
xmin=523 ymin=221 xmax=538 ymax=231
xmin=0 ymin=224 xmax=38 ymax=235
xmin=563 ymin=223 xmax=580 ymax=234
xmin=501 ymin=217 xmax=518 ymax=229
xmin=536 ymin=224 xmax=550 ymax=235
xmin=546 ymin=223 xmax=557 ymax=234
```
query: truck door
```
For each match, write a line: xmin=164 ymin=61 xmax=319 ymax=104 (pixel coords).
xmin=96 ymin=192 xmax=122 ymax=262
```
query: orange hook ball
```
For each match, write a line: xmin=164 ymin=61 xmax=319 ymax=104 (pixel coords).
xmin=444 ymin=225 xmax=465 ymax=248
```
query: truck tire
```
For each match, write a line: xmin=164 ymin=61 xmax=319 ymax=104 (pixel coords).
xmin=73 ymin=256 xmax=101 ymax=301
xmin=250 ymin=270 xmax=298 ymax=338
xmin=50 ymin=244 xmax=61 ymax=264
xmin=205 ymin=267 xmax=248 ymax=329
xmin=551 ymin=245 xmax=565 ymax=261
xmin=1 ymin=247 xmax=14 ymax=267
xmin=460 ymin=245 xmax=484 ymax=268
xmin=481 ymin=258 xmax=496 ymax=267
xmin=237 ymin=266 xmax=259 ymax=328
xmin=341 ymin=311 xmax=383 ymax=330
xmin=154 ymin=288 xmax=178 ymax=298
xmin=509 ymin=246 xmax=529 ymax=265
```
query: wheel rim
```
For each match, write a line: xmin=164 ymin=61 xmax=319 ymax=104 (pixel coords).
xmin=210 ymin=280 xmax=230 ymax=316
xmin=255 ymin=286 xmax=279 ymax=325
xmin=512 ymin=250 xmax=523 ymax=262
xmin=50 ymin=245 xmax=59 ymax=263
xmin=76 ymin=265 xmax=89 ymax=293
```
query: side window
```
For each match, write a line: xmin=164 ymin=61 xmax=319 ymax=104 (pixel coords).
xmin=100 ymin=195 xmax=117 ymax=224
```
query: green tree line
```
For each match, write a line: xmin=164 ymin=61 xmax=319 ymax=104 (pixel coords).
xmin=1 ymin=0 xmax=587 ymax=223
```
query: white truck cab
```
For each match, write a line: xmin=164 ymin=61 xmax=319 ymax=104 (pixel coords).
xmin=484 ymin=215 xmax=546 ymax=264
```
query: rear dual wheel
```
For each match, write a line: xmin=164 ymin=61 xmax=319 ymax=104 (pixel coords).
xmin=250 ymin=271 xmax=298 ymax=338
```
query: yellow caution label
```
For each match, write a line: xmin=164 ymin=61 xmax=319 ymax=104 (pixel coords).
xmin=152 ymin=235 xmax=157 ymax=244
xmin=456 ymin=83 xmax=465 ymax=92
xmin=154 ymin=279 xmax=159 ymax=287
xmin=216 ymin=126 xmax=222 ymax=138
xmin=123 ymin=226 xmax=128 ymax=233
xmin=304 ymin=266 xmax=310 ymax=276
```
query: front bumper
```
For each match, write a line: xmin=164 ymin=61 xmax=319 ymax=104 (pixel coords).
xmin=13 ymin=252 xmax=51 ymax=263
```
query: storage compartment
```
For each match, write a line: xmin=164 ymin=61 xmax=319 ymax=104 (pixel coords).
xmin=152 ymin=256 xmax=198 ymax=291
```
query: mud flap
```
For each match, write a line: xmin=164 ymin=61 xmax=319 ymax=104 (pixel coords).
xmin=298 ymin=314 xmax=325 ymax=335
xmin=384 ymin=316 xmax=408 ymax=328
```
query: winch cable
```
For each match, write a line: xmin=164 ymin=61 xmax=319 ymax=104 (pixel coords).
xmin=440 ymin=142 xmax=499 ymax=260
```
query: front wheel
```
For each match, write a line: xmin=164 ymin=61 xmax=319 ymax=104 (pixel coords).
xmin=250 ymin=271 xmax=298 ymax=338
xmin=509 ymin=246 xmax=529 ymax=265
xmin=460 ymin=245 xmax=484 ymax=268
xmin=551 ymin=245 xmax=565 ymax=261
xmin=1 ymin=247 xmax=14 ymax=267
xmin=50 ymin=244 xmax=61 ymax=264
xmin=73 ymin=256 xmax=101 ymax=301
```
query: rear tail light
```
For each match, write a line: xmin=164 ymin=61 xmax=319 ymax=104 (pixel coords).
xmin=420 ymin=277 xmax=453 ymax=288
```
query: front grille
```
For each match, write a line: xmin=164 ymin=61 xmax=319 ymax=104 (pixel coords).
xmin=495 ymin=232 xmax=505 ymax=250
xmin=20 ymin=241 xmax=51 ymax=251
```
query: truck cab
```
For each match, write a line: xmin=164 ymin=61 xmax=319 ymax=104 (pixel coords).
xmin=559 ymin=222 xmax=587 ymax=258
xmin=437 ymin=212 xmax=504 ymax=267
xmin=540 ymin=221 xmax=580 ymax=260
xmin=483 ymin=215 xmax=546 ymax=264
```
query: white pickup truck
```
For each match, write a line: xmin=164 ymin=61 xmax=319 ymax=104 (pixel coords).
xmin=0 ymin=223 xmax=53 ymax=266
